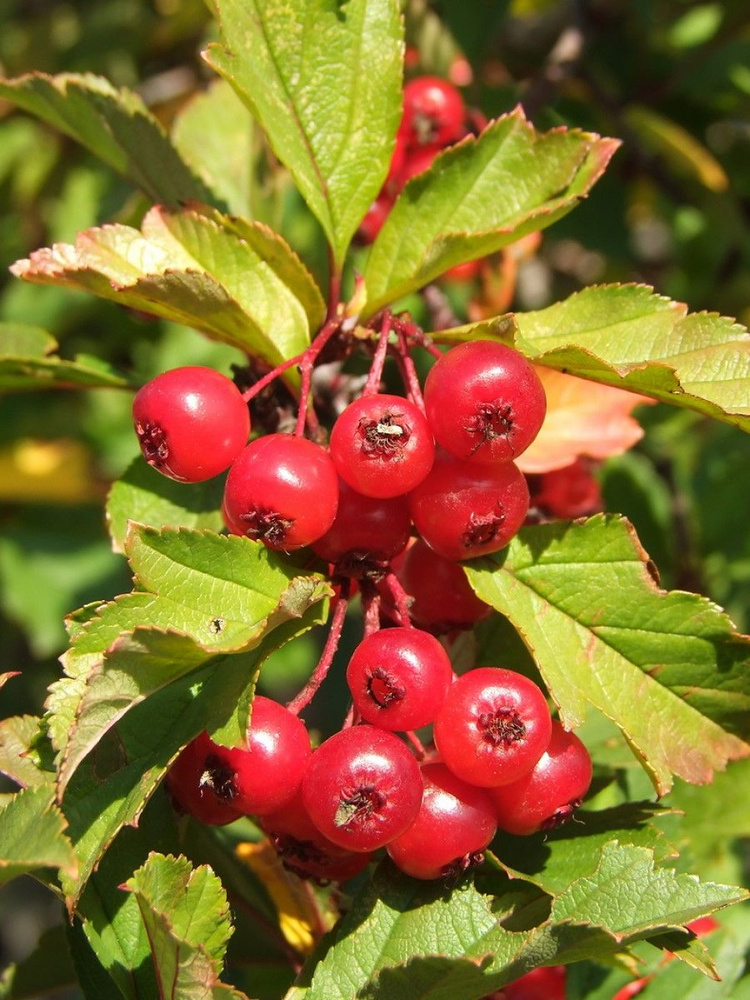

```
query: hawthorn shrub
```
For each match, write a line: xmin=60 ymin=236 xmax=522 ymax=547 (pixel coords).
xmin=0 ymin=2 xmax=749 ymax=999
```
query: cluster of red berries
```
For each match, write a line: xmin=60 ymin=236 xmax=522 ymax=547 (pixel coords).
xmin=359 ymin=75 xmax=477 ymax=244
xmin=132 ymin=321 xmax=592 ymax=882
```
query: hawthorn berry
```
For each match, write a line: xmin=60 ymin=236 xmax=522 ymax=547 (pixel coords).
xmin=501 ymin=965 xmax=567 ymax=1000
xmin=301 ymin=725 xmax=423 ymax=852
xmin=386 ymin=538 xmax=491 ymax=632
xmin=311 ymin=479 xmax=411 ymax=576
xmin=489 ymin=720 xmax=592 ymax=835
xmin=529 ymin=458 xmax=602 ymax=520
xmin=434 ymin=668 xmax=552 ymax=787
xmin=424 ymin=341 xmax=546 ymax=465
xmin=330 ymin=393 xmax=435 ymax=499
xmin=223 ymin=433 xmax=339 ymax=550
xmin=165 ymin=732 xmax=244 ymax=826
xmin=401 ymin=76 xmax=466 ymax=148
xmin=132 ymin=366 xmax=250 ymax=482
xmin=346 ymin=626 xmax=453 ymax=731
xmin=386 ymin=762 xmax=497 ymax=880
xmin=408 ymin=448 xmax=529 ymax=560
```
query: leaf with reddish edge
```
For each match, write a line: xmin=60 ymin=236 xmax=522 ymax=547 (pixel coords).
xmin=10 ymin=203 xmax=322 ymax=374
xmin=362 ymin=110 xmax=619 ymax=316
xmin=465 ymin=515 xmax=750 ymax=794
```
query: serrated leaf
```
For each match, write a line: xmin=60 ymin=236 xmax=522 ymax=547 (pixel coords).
xmin=492 ymin=803 xmax=676 ymax=896
xmin=125 ymin=853 xmax=250 ymax=1000
xmin=362 ymin=111 xmax=619 ymax=315
xmin=106 ymin=457 xmax=226 ymax=553
xmin=510 ymin=285 xmax=750 ymax=431
xmin=0 ymin=321 xmax=132 ymax=391
xmin=466 ymin=516 xmax=750 ymax=794
xmin=11 ymin=203 xmax=323 ymax=369
xmin=204 ymin=0 xmax=403 ymax=266
xmin=171 ymin=78 xmax=282 ymax=224
xmin=551 ymin=842 xmax=746 ymax=940
xmin=0 ymin=785 xmax=77 ymax=887
xmin=0 ymin=715 xmax=54 ymax=790
xmin=0 ymin=72 xmax=214 ymax=206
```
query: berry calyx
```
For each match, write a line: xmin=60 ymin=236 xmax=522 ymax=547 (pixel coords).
xmin=424 ymin=342 xmax=546 ymax=464
xmin=408 ymin=449 xmax=529 ymax=560
xmin=386 ymin=762 xmax=497 ymax=880
xmin=223 ymin=434 xmax=339 ymax=550
xmin=433 ymin=668 xmax=552 ymax=787
xmin=165 ymin=732 xmax=243 ymax=826
xmin=301 ymin=726 xmax=423 ymax=852
xmin=346 ymin=626 xmax=453 ymax=730
xmin=330 ymin=394 xmax=435 ymax=499
xmin=132 ymin=366 xmax=250 ymax=482
xmin=489 ymin=720 xmax=592 ymax=835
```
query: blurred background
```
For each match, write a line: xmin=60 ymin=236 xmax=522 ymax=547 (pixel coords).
xmin=0 ymin=0 xmax=749 ymax=991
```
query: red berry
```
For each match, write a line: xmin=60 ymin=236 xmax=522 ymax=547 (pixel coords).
xmin=311 ymin=479 xmax=411 ymax=576
xmin=166 ymin=733 xmax=244 ymax=826
xmin=346 ymin=627 xmax=453 ymax=731
xmin=330 ymin=394 xmax=435 ymax=499
xmin=529 ymin=459 xmax=602 ymax=519
xmin=489 ymin=720 xmax=592 ymax=835
xmin=262 ymin=790 xmax=373 ymax=883
xmin=132 ymin=366 xmax=249 ymax=482
xmin=402 ymin=76 xmax=466 ymax=148
xmin=408 ymin=449 xmax=529 ymax=561
xmin=387 ymin=762 xmax=497 ymax=880
xmin=424 ymin=342 xmax=546 ymax=465
xmin=434 ymin=668 xmax=552 ymax=788
xmin=386 ymin=538 xmax=491 ymax=632
xmin=501 ymin=965 xmax=567 ymax=1000
xmin=301 ymin=726 xmax=423 ymax=852
xmin=397 ymin=144 xmax=442 ymax=187
xmin=223 ymin=434 xmax=339 ymax=550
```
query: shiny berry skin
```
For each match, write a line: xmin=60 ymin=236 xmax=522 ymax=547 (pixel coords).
xmin=330 ymin=394 xmax=435 ymax=499
xmin=424 ymin=342 xmax=546 ymax=465
xmin=346 ymin=627 xmax=453 ymax=731
xmin=165 ymin=733 xmax=243 ymax=826
xmin=132 ymin=366 xmax=250 ymax=482
xmin=408 ymin=449 xmax=529 ymax=560
xmin=262 ymin=790 xmax=373 ymax=883
xmin=301 ymin=726 xmax=423 ymax=852
xmin=311 ymin=479 xmax=411 ymax=576
xmin=489 ymin=720 xmax=592 ymax=834
xmin=434 ymin=668 xmax=552 ymax=787
xmin=387 ymin=763 xmax=497 ymax=880
xmin=502 ymin=965 xmax=567 ymax=1000
xmin=387 ymin=538 xmax=491 ymax=632
xmin=402 ymin=76 xmax=466 ymax=148
xmin=223 ymin=434 xmax=339 ymax=550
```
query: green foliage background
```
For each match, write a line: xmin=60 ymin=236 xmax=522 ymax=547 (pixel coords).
xmin=0 ymin=0 xmax=749 ymax=996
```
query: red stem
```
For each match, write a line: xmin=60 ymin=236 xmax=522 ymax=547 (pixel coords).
xmin=394 ymin=328 xmax=426 ymax=412
xmin=405 ymin=730 xmax=428 ymax=760
xmin=383 ymin=569 xmax=413 ymax=628
xmin=286 ymin=583 xmax=350 ymax=715
xmin=240 ymin=353 xmax=303 ymax=403
xmin=361 ymin=583 xmax=382 ymax=636
xmin=363 ymin=311 xmax=393 ymax=397
xmin=294 ymin=317 xmax=342 ymax=437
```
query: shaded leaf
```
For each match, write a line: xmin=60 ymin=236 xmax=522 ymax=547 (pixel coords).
xmin=205 ymin=0 xmax=403 ymax=266
xmin=125 ymin=853 xmax=250 ymax=999
xmin=362 ymin=111 xmax=619 ymax=315
xmin=0 ymin=715 xmax=54 ymax=790
xmin=465 ymin=516 xmax=750 ymax=794
xmin=0 ymin=785 xmax=77 ymax=887
xmin=625 ymin=105 xmax=729 ymax=192
xmin=0 ymin=72 xmax=214 ymax=206
xmin=11 ymin=203 xmax=322 ymax=370
xmin=106 ymin=457 xmax=225 ymax=553
xmin=0 ymin=924 xmax=77 ymax=1000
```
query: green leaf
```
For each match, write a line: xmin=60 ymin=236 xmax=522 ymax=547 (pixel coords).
xmin=551 ymin=842 xmax=746 ymax=940
xmin=106 ymin=457 xmax=226 ymax=554
xmin=0 ymin=715 xmax=54 ymax=790
xmin=125 ymin=853 xmax=250 ymax=999
xmin=205 ymin=0 xmax=404 ymax=267
xmin=510 ymin=285 xmax=750 ymax=432
xmin=0 ymin=785 xmax=77 ymax=887
xmin=465 ymin=516 xmax=750 ymax=793
xmin=362 ymin=111 xmax=619 ymax=316
xmin=171 ymin=78 xmax=282 ymax=224
xmin=0 ymin=321 xmax=132 ymax=391
xmin=0 ymin=72 xmax=214 ymax=206
xmin=11 ymin=203 xmax=323 ymax=370
xmin=491 ymin=803 xmax=676 ymax=896
xmin=0 ymin=925 xmax=77 ymax=1000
